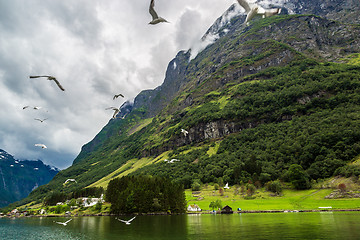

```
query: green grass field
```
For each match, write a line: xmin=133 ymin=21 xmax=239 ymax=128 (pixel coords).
xmin=185 ymin=185 xmax=360 ymax=211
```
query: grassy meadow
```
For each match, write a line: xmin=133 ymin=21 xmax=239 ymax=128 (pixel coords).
xmin=185 ymin=184 xmax=360 ymax=212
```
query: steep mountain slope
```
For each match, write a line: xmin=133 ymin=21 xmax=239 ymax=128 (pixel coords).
xmin=74 ymin=0 xmax=360 ymax=165
xmin=0 ymin=149 xmax=59 ymax=207
xmin=15 ymin=0 xmax=360 ymax=205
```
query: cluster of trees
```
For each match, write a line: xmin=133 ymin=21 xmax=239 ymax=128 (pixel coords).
xmin=106 ymin=175 xmax=186 ymax=214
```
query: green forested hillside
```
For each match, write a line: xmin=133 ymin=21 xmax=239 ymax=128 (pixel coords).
xmin=8 ymin=11 xmax=360 ymax=208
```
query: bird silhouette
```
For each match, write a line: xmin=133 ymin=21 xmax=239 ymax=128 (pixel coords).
xmin=35 ymin=143 xmax=47 ymax=149
xmin=116 ymin=216 xmax=136 ymax=225
xmin=149 ymin=0 xmax=168 ymax=25
xmin=64 ymin=179 xmax=77 ymax=184
xmin=105 ymin=107 xmax=120 ymax=119
xmin=29 ymin=75 xmax=65 ymax=91
xmin=113 ymin=93 xmax=124 ymax=100
xmin=34 ymin=118 xmax=48 ymax=123
xmin=181 ymin=129 xmax=188 ymax=137
xmin=54 ymin=219 xmax=72 ymax=226
xmin=236 ymin=0 xmax=281 ymax=24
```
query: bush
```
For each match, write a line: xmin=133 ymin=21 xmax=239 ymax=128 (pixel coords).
xmin=265 ymin=180 xmax=283 ymax=195
xmin=246 ymin=184 xmax=256 ymax=196
xmin=338 ymin=183 xmax=346 ymax=193
xmin=94 ymin=202 xmax=103 ymax=212
xmin=287 ymin=164 xmax=311 ymax=190
xmin=191 ymin=179 xmax=202 ymax=191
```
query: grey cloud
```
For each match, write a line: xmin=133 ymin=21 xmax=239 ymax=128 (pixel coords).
xmin=0 ymin=0 xmax=233 ymax=169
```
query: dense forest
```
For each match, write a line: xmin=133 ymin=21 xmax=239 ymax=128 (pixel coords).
xmin=134 ymin=59 xmax=360 ymax=189
xmin=106 ymin=176 xmax=186 ymax=214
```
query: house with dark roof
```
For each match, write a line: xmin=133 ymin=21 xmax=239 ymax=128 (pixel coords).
xmin=221 ymin=205 xmax=233 ymax=214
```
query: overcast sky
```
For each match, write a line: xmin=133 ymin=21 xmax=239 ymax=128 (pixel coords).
xmin=0 ymin=0 xmax=287 ymax=169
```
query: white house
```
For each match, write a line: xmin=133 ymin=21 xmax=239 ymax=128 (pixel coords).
xmin=187 ymin=204 xmax=201 ymax=212
xmin=81 ymin=194 xmax=104 ymax=207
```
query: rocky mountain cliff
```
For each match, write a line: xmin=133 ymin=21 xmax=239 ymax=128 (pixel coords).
xmin=15 ymin=0 xmax=360 ymax=206
xmin=0 ymin=149 xmax=59 ymax=207
xmin=74 ymin=0 xmax=360 ymax=165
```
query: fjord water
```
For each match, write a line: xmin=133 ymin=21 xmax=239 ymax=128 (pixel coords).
xmin=1 ymin=212 xmax=360 ymax=240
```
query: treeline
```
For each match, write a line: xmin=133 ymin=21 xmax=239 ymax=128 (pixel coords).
xmin=106 ymin=175 xmax=186 ymax=214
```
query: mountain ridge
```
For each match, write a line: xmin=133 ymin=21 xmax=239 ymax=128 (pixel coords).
xmin=0 ymin=149 xmax=59 ymax=207
xmin=9 ymin=0 xmax=360 ymax=207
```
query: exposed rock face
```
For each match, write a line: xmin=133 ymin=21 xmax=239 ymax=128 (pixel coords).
xmin=132 ymin=50 xmax=191 ymax=118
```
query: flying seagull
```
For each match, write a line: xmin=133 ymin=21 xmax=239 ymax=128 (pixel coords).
xmin=236 ymin=0 xmax=281 ymax=24
xmin=34 ymin=118 xmax=48 ymax=123
xmin=164 ymin=159 xmax=180 ymax=163
xmin=113 ymin=93 xmax=124 ymax=100
xmin=29 ymin=75 xmax=65 ymax=91
xmin=64 ymin=179 xmax=77 ymax=184
xmin=35 ymin=143 xmax=47 ymax=149
xmin=149 ymin=0 xmax=168 ymax=25
xmin=23 ymin=106 xmax=42 ymax=110
xmin=181 ymin=129 xmax=188 ymax=137
xmin=116 ymin=216 xmax=136 ymax=225
xmin=54 ymin=219 xmax=72 ymax=226
xmin=106 ymin=107 xmax=120 ymax=119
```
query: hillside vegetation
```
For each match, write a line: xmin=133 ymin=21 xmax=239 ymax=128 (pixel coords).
xmin=7 ymin=9 xmax=360 ymax=209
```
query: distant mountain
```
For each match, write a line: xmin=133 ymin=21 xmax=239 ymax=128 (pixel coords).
xmin=0 ymin=149 xmax=59 ymax=207
xmin=17 ymin=0 xmax=360 ymax=206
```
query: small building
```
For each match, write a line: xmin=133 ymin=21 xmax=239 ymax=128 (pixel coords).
xmin=81 ymin=196 xmax=104 ymax=207
xmin=187 ymin=204 xmax=202 ymax=212
xmin=221 ymin=205 xmax=233 ymax=214
xmin=10 ymin=209 xmax=19 ymax=215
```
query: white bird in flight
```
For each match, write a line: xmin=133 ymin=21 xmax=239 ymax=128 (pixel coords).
xmin=29 ymin=75 xmax=65 ymax=91
xmin=164 ymin=159 xmax=180 ymax=163
xmin=113 ymin=93 xmax=124 ymax=100
xmin=35 ymin=143 xmax=47 ymax=149
xmin=236 ymin=0 xmax=281 ymax=24
xmin=149 ymin=0 xmax=168 ymax=25
xmin=64 ymin=179 xmax=77 ymax=184
xmin=116 ymin=216 xmax=136 ymax=225
xmin=181 ymin=129 xmax=188 ymax=137
xmin=106 ymin=107 xmax=120 ymax=119
xmin=34 ymin=118 xmax=48 ymax=123
xmin=54 ymin=219 xmax=72 ymax=226
xmin=224 ymin=183 xmax=230 ymax=189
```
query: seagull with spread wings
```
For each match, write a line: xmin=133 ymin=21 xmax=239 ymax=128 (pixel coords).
xmin=64 ymin=179 xmax=77 ymax=184
xmin=34 ymin=118 xmax=48 ymax=123
xmin=181 ymin=129 xmax=188 ymax=137
xmin=106 ymin=107 xmax=120 ymax=119
xmin=35 ymin=143 xmax=47 ymax=149
xmin=29 ymin=75 xmax=65 ymax=91
xmin=113 ymin=93 xmax=124 ymax=100
xmin=149 ymin=0 xmax=168 ymax=25
xmin=116 ymin=216 xmax=136 ymax=225
xmin=54 ymin=219 xmax=72 ymax=226
xmin=236 ymin=0 xmax=281 ymax=24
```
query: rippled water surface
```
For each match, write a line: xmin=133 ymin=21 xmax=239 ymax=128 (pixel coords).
xmin=1 ymin=212 xmax=360 ymax=240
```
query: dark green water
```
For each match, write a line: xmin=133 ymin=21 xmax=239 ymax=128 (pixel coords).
xmin=1 ymin=212 xmax=360 ymax=240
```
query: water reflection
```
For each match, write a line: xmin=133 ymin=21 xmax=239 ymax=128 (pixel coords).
xmin=1 ymin=212 xmax=360 ymax=240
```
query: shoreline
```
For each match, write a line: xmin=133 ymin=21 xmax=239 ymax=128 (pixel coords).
xmin=2 ymin=208 xmax=360 ymax=218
